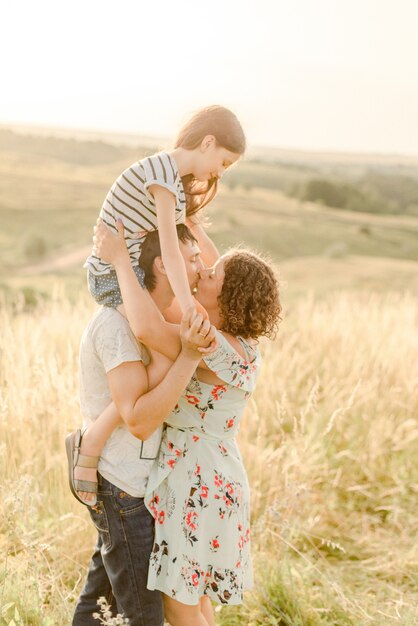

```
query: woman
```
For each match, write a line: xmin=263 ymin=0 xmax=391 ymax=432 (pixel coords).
xmin=87 ymin=220 xmax=281 ymax=625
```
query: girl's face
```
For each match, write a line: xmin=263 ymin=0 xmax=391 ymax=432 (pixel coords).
xmin=193 ymin=136 xmax=240 ymax=182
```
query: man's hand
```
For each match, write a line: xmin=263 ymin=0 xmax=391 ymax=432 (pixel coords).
xmin=180 ymin=308 xmax=217 ymax=360
xmin=93 ymin=219 xmax=129 ymax=266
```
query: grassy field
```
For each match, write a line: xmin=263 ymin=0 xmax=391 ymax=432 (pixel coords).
xmin=1 ymin=290 xmax=417 ymax=625
xmin=1 ymin=126 xmax=418 ymax=624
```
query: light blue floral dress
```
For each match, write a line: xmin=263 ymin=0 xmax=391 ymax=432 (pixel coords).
xmin=145 ymin=332 xmax=261 ymax=605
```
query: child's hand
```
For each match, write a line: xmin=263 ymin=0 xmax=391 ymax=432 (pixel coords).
xmin=188 ymin=301 xmax=218 ymax=354
xmin=197 ymin=335 xmax=219 ymax=355
xmin=180 ymin=308 xmax=218 ymax=359
xmin=93 ymin=219 xmax=129 ymax=265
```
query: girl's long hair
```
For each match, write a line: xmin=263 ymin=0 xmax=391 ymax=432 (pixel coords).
xmin=174 ymin=105 xmax=246 ymax=218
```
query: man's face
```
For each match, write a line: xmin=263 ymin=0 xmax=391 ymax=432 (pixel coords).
xmin=178 ymin=238 xmax=203 ymax=292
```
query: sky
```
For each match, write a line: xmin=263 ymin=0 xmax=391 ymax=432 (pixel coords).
xmin=2 ymin=0 xmax=418 ymax=155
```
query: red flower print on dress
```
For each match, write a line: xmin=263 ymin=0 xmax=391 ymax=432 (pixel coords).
xmin=218 ymin=443 xmax=228 ymax=456
xmin=211 ymin=385 xmax=227 ymax=401
xmin=210 ymin=536 xmax=220 ymax=552
xmin=213 ymin=471 xmax=242 ymax=520
xmin=192 ymin=435 xmax=200 ymax=442
xmin=200 ymin=485 xmax=209 ymax=499
xmin=185 ymin=394 xmax=200 ymax=406
xmin=225 ymin=417 xmax=235 ymax=431
xmin=148 ymin=494 xmax=160 ymax=519
xmin=185 ymin=510 xmax=198 ymax=531
xmin=157 ymin=510 xmax=165 ymax=525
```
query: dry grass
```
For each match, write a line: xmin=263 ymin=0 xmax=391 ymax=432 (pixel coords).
xmin=1 ymin=288 xmax=417 ymax=625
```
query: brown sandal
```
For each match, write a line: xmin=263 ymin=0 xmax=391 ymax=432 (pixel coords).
xmin=65 ymin=429 xmax=99 ymax=506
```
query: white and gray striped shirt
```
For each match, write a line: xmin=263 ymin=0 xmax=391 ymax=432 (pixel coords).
xmin=84 ymin=152 xmax=186 ymax=275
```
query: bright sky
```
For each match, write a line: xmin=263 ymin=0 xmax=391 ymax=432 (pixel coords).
xmin=2 ymin=0 xmax=418 ymax=154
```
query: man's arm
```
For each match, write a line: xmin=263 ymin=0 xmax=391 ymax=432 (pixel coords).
xmin=108 ymin=310 xmax=204 ymax=440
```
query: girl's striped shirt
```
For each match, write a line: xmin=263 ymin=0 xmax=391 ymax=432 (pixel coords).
xmin=84 ymin=152 xmax=186 ymax=275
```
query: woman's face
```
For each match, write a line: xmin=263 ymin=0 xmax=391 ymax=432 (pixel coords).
xmin=194 ymin=255 xmax=226 ymax=310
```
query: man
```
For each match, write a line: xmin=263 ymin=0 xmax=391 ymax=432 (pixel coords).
xmin=72 ymin=225 xmax=214 ymax=626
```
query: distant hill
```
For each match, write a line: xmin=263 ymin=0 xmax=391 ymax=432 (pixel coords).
xmin=2 ymin=123 xmax=418 ymax=217
xmin=3 ymin=121 xmax=418 ymax=167
xmin=1 ymin=126 xmax=417 ymax=297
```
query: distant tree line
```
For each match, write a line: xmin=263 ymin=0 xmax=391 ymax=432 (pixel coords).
xmin=223 ymin=159 xmax=418 ymax=215
xmin=294 ymin=171 xmax=418 ymax=215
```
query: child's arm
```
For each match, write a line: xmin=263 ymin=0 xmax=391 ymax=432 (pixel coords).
xmin=186 ymin=217 xmax=220 ymax=266
xmin=150 ymin=185 xmax=196 ymax=314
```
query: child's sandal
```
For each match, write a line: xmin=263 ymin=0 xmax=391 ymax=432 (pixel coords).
xmin=65 ymin=429 xmax=99 ymax=506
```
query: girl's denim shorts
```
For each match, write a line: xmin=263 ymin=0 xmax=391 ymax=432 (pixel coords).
xmin=87 ymin=266 xmax=145 ymax=308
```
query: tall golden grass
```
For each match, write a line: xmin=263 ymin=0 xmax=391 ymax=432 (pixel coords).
xmin=1 ymin=288 xmax=417 ymax=625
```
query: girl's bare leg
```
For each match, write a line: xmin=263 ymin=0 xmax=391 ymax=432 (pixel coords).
xmin=163 ymin=595 xmax=211 ymax=626
xmin=74 ymin=346 xmax=171 ymax=503
xmin=74 ymin=403 xmax=123 ymax=502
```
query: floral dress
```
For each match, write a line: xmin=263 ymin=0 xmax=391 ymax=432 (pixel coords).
xmin=145 ymin=332 xmax=261 ymax=606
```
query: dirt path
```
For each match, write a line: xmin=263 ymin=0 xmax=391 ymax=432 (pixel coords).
xmin=19 ymin=245 xmax=92 ymax=276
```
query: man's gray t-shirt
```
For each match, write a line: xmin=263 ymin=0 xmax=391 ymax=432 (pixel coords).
xmin=79 ymin=307 xmax=162 ymax=497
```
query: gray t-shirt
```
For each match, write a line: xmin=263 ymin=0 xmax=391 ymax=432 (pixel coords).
xmin=79 ymin=307 xmax=162 ymax=496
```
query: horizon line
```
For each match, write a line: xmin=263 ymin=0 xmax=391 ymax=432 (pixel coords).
xmin=2 ymin=120 xmax=418 ymax=163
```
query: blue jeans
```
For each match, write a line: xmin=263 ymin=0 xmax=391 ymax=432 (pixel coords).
xmin=72 ymin=475 xmax=164 ymax=626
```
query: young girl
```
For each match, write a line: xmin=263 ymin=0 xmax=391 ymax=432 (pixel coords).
xmin=84 ymin=105 xmax=245 ymax=312
xmin=69 ymin=106 xmax=245 ymax=505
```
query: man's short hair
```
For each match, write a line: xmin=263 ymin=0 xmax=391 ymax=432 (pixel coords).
xmin=138 ymin=224 xmax=197 ymax=291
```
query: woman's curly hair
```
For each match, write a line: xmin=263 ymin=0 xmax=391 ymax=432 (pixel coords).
xmin=218 ymin=249 xmax=282 ymax=339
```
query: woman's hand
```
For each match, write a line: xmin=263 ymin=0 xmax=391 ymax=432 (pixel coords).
xmin=93 ymin=219 xmax=129 ymax=266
